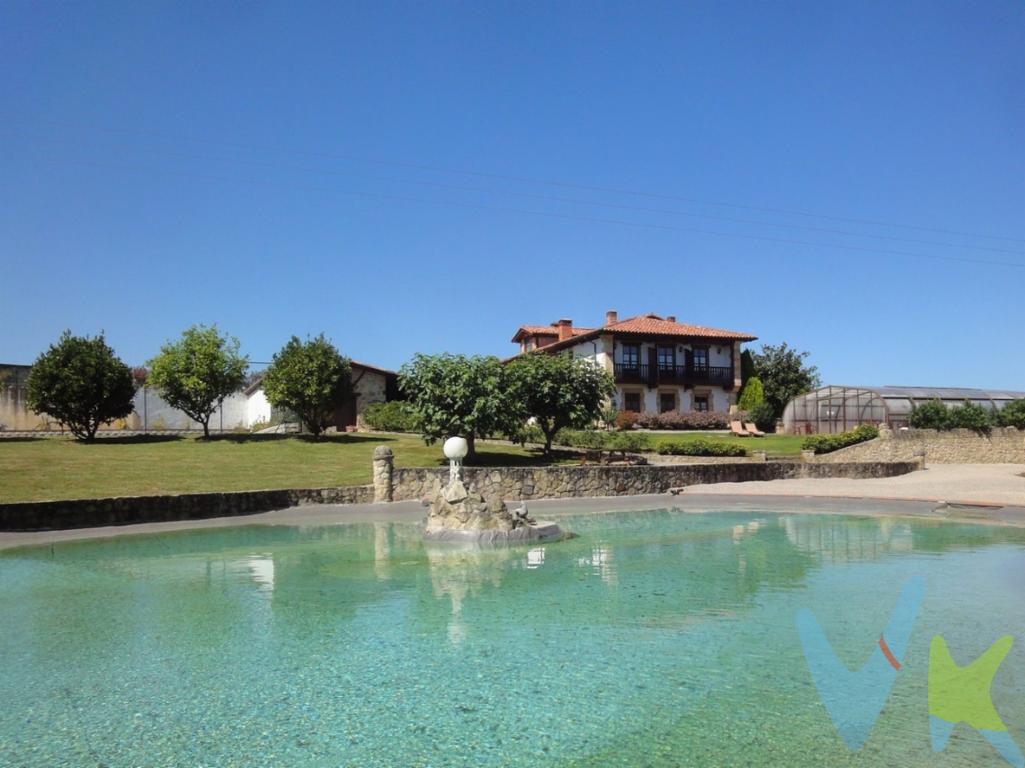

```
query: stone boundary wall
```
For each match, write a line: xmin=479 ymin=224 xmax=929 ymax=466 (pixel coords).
xmin=389 ymin=461 xmax=921 ymax=504
xmin=0 ymin=485 xmax=374 ymax=532
xmin=813 ymin=427 xmax=1025 ymax=464
xmin=0 ymin=460 xmax=920 ymax=533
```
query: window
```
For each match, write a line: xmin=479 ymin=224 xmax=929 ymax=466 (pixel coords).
xmin=657 ymin=345 xmax=675 ymax=371
xmin=624 ymin=392 xmax=642 ymax=413
xmin=693 ymin=394 xmax=709 ymax=412
xmin=622 ymin=344 xmax=640 ymax=369
xmin=692 ymin=347 xmax=709 ymax=370
xmin=659 ymin=391 xmax=676 ymax=413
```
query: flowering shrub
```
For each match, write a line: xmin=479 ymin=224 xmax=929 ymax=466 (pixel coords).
xmin=615 ymin=410 xmax=640 ymax=430
xmin=635 ymin=410 xmax=732 ymax=430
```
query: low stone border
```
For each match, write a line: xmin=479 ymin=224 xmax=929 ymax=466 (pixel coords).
xmin=0 ymin=458 xmax=921 ymax=532
xmin=0 ymin=485 xmax=374 ymax=532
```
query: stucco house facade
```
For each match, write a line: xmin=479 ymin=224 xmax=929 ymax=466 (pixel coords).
xmin=511 ymin=311 xmax=757 ymax=414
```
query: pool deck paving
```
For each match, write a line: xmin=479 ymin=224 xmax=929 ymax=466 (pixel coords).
xmin=1 ymin=463 xmax=1023 ymax=550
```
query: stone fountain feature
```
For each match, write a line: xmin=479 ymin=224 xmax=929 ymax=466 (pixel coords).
xmin=423 ymin=437 xmax=563 ymax=544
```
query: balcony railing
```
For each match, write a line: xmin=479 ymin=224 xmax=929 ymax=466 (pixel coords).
xmin=613 ymin=363 xmax=734 ymax=387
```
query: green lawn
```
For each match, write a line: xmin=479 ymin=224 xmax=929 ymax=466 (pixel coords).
xmin=0 ymin=433 xmax=566 ymax=504
xmin=640 ymin=431 xmax=805 ymax=456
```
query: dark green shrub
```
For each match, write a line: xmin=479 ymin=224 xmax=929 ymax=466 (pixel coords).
xmin=555 ymin=429 xmax=652 ymax=456
xmin=996 ymin=399 xmax=1025 ymax=429
xmin=909 ymin=399 xmax=950 ymax=430
xmin=802 ymin=424 xmax=879 ymax=454
xmin=946 ymin=401 xmax=994 ymax=431
xmin=748 ymin=402 xmax=777 ymax=433
xmin=362 ymin=401 xmax=418 ymax=432
xmin=657 ymin=439 xmax=746 ymax=457
xmin=607 ymin=431 xmax=653 ymax=453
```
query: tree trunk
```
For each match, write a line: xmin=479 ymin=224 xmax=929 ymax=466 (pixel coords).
xmin=466 ymin=433 xmax=476 ymax=461
xmin=201 ymin=418 xmax=210 ymax=438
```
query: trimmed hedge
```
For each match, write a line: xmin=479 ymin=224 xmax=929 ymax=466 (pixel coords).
xmin=657 ymin=440 xmax=747 ymax=457
xmin=802 ymin=424 xmax=879 ymax=455
xmin=556 ymin=429 xmax=653 ymax=454
xmin=361 ymin=401 xmax=418 ymax=432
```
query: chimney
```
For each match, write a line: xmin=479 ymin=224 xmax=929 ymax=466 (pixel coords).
xmin=556 ymin=318 xmax=573 ymax=341
xmin=666 ymin=315 xmax=676 ymax=323
xmin=605 ymin=310 xmax=618 ymax=326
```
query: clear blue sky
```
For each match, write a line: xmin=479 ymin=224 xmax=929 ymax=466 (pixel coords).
xmin=2 ymin=2 xmax=1023 ymax=387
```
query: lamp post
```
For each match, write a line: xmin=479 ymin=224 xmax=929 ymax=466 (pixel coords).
xmin=443 ymin=436 xmax=468 ymax=483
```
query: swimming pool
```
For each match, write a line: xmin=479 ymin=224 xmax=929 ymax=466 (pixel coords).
xmin=1 ymin=509 xmax=1023 ymax=766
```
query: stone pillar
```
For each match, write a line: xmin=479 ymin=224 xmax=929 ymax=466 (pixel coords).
xmin=752 ymin=450 xmax=767 ymax=462
xmin=373 ymin=446 xmax=394 ymax=503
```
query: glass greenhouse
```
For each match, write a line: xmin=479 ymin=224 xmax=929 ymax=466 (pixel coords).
xmin=782 ymin=385 xmax=1025 ymax=435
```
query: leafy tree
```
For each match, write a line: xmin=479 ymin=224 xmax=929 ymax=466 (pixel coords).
xmin=909 ymin=399 xmax=950 ymax=430
xmin=146 ymin=325 xmax=248 ymax=438
xmin=399 ymin=353 xmax=517 ymax=460
xmin=748 ymin=401 xmax=777 ymax=433
xmin=26 ymin=331 xmax=136 ymax=441
xmin=751 ymin=343 xmax=821 ymax=418
xmin=947 ymin=401 xmax=993 ymax=431
xmin=262 ymin=335 xmax=352 ymax=436
xmin=507 ymin=354 xmax=615 ymax=456
xmin=737 ymin=376 xmax=765 ymax=412
xmin=996 ymin=399 xmax=1025 ymax=429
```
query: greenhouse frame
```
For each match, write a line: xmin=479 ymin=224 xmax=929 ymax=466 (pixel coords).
xmin=781 ymin=385 xmax=1025 ymax=435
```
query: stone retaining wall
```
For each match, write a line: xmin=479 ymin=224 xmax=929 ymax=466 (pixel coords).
xmin=0 ymin=485 xmax=374 ymax=532
xmin=0 ymin=459 xmax=921 ymax=533
xmin=812 ymin=426 xmax=1025 ymax=464
xmin=389 ymin=461 xmax=921 ymax=504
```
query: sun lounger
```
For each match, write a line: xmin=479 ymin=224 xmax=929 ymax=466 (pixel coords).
xmin=743 ymin=422 xmax=765 ymax=437
xmin=730 ymin=420 xmax=750 ymax=437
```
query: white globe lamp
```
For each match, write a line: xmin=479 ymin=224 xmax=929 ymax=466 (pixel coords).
xmin=443 ymin=436 xmax=468 ymax=481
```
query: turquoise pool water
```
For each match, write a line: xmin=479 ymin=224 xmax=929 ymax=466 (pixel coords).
xmin=1 ymin=510 xmax=1024 ymax=766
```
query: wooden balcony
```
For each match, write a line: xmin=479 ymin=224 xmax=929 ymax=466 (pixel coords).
xmin=613 ymin=363 xmax=734 ymax=387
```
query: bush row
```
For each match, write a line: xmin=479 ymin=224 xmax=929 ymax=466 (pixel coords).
xmin=909 ymin=399 xmax=1025 ymax=431
xmin=620 ymin=410 xmax=734 ymax=430
xmin=802 ymin=424 xmax=879 ymax=455
xmin=656 ymin=440 xmax=747 ymax=457
xmin=361 ymin=401 xmax=418 ymax=432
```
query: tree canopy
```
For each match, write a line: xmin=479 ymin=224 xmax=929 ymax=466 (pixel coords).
xmin=750 ymin=343 xmax=821 ymax=418
xmin=146 ymin=325 xmax=248 ymax=437
xmin=507 ymin=353 xmax=614 ymax=455
xmin=399 ymin=353 xmax=516 ymax=459
xmin=262 ymin=335 xmax=352 ymax=436
xmin=26 ymin=331 xmax=136 ymax=441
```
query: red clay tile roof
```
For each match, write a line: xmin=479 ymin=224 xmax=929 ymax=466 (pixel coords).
xmin=605 ymin=315 xmax=756 ymax=341
xmin=509 ymin=313 xmax=756 ymax=356
xmin=510 ymin=325 xmax=596 ymax=342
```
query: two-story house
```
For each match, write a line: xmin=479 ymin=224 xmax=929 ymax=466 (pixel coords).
xmin=511 ymin=311 xmax=757 ymax=414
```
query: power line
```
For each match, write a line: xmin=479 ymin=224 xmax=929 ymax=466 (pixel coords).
xmin=5 ymin=117 xmax=1024 ymax=245
xmin=23 ymin=132 xmax=1020 ymax=257
xmin=32 ymin=152 xmax=1025 ymax=270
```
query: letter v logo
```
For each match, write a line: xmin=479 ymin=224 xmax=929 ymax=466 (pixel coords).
xmin=796 ymin=576 xmax=924 ymax=750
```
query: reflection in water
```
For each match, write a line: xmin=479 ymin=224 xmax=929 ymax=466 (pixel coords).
xmin=245 ymin=554 xmax=275 ymax=592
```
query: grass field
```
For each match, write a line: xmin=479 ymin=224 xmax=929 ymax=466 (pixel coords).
xmin=0 ymin=430 xmax=804 ymax=504
xmin=640 ymin=432 xmax=805 ymax=456
xmin=0 ymin=433 xmax=564 ymax=503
